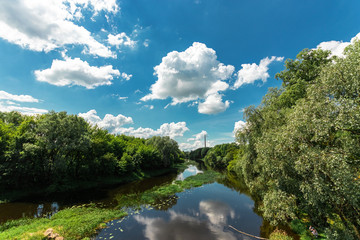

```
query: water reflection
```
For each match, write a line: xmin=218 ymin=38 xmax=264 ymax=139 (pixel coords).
xmin=199 ymin=200 xmax=235 ymax=226
xmin=96 ymin=181 xmax=264 ymax=240
xmin=0 ymin=169 xmax=178 ymax=222
xmin=34 ymin=202 xmax=59 ymax=218
xmin=176 ymin=165 xmax=203 ymax=180
xmin=135 ymin=210 xmax=237 ymax=240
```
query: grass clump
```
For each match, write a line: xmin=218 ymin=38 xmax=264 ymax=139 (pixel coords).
xmin=269 ymin=229 xmax=293 ymax=240
xmin=117 ymin=170 xmax=219 ymax=208
xmin=0 ymin=205 xmax=127 ymax=240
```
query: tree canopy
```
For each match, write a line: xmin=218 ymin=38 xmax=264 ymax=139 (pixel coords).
xmin=232 ymin=42 xmax=360 ymax=239
xmin=0 ymin=111 xmax=183 ymax=190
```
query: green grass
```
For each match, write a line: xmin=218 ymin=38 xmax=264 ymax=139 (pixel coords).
xmin=290 ymin=219 xmax=327 ymax=240
xmin=116 ymin=170 xmax=220 ymax=208
xmin=269 ymin=229 xmax=294 ymax=240
xmin=0 ymin=205 xmax=127 ymax=240
xmin=0 ymin=163 xmax=215 ymax=240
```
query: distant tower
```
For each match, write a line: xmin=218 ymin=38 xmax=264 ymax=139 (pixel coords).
xmin=204 ymin=134 xmax=206 ymax=148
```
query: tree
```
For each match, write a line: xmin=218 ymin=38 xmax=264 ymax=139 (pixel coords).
xmin=146 ymin=136 xmax=182 ymax=167
xmin=233 ymin=43 xmax=360 ymax=238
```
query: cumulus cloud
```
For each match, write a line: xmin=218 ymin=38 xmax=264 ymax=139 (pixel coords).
xmin=115 ymin=122 xmax=189 ymax=139
xmin=121 ymin=72 xmax=133 ymax=81
xmin=179 ymin=130 xmax=211 ymax=151
xmin=79 ymin=109 xmax=133 ymax=133
xmin=233 ymin=56 xmax=284 ymax=89
xmin=0 ymin=0 xmax=117 ymax=58
xmin=0 ymin=90 xmax=39 ymax=103
xmin=108 ymin=32 xmax=136 ymax=48
xmin=198 ymin=93 xmax=230 ymax=114
xmin=141 ymin=42 xmax=234 ymax=114
xmin=79 ymin=109 xmax=188 ymax=138
xmin=316 ymin=32 xmax=360 ymax=58
xmin=34 ymin=57 xmax=121 ymax=89
xmin=0 ymin=90 xmax=47 ymax=115
xmin=233 ymin=120 xmax=246 ymax=137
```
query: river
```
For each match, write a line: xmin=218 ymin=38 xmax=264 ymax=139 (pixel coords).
xmin=0 ymin=164 xmax=296 ymax=239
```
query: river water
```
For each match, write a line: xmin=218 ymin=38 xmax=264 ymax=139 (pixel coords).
xmin=0 ymin=165 xmax=295 ymax=239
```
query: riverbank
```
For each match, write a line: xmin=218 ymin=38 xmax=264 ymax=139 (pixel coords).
xmin=0 ymin=163 xmax=188 ymax=204
xmin=0 ymin=165 xmax=220 ymax=240
xmin=0 ymin=205 xmax=127 ymax=239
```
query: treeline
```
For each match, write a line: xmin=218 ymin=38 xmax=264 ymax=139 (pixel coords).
xmin=0 ymin=111 xmax=183 ymax=190
xmin=186 ymin=147 xmax=210 ymax=161
xmin=230 ymin=42 xmax=360 ymax=238
xmin=202 ymin=143 xmax=241 ymax=170
xmin=187 ymin=144 xmax=242 ymax=172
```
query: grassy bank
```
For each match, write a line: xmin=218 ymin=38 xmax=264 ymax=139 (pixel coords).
xmin=116 ymin=170 xmax=220 ymax=208
xmin=0 ymin=163 xmax=217 ymax=240
xmin=0 ymin=205 xmax=127 ymax=239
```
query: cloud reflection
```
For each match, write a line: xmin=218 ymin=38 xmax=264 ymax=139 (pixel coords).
xmin=176 ymin=165 xmax=203 ymax=180
xmin=135 ymin=208 xmax=237 ymax=240
xmin=199 ymin=200 xmax=235 ymax=226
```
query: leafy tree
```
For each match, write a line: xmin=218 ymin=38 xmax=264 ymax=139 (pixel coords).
xmin=203 ymin=143 xmax=240 ymax=170
xmin=232 ymin=43 xmax=360 ymax=238
xmin=146 ymin=136 xmax=182 ymax=167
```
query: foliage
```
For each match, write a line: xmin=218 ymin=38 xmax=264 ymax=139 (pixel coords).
xmin=0 ymin=111 xmax=183 ymax=193
xmin=203 ymin=143 xmax=241 ymax=170
xmin=116 ymin=170 xmax=220 ymax=208
xmin=269 ymin=229 xmax=293 ymax=240
xmin=231 ymin=42 xmax=360 ymax=239
xmin=187 ymin=147 xmax=211 ymax=160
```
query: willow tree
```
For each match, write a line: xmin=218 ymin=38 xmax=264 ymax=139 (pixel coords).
xmin=236 ymin=41 xmax=360 ymax=239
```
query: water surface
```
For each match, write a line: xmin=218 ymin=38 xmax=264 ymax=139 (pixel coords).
xmin=96 ymin=166 xmax=264 ymax=240
xmin=0 ymin=165 xmax=290 ymax=239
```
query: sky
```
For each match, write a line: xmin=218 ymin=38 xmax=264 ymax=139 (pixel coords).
xmin=1 ymin=0 xmax=360 ymax=151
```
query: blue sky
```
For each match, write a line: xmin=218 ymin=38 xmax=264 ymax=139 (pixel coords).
xmin=1 ymin=0 xmax=360 ymax=150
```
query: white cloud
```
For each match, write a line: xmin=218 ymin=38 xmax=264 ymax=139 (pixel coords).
xmin=316 ymin=32 xmax=360 ymax=58
xmin=118 ymin=96 xmax=128 ymax=100
xmin=34 ymin=57 xmax=121 ymax=89
xmin=0 ymin=91 xmax=47 ymax=115
xmin=234 ymin=56 xmax=284 ymax=89
xmin=142 ymin=105 xmax=154 ymax=110
xmin=233 ymin=120 xmax=246 ymax=137
xmin=79 ymin=109 xmax=133 ymax=133
xmin=121 ymin=72 xmax=133 ymax=81
xmin=79 ymin=109 xmax=188 ymax=138
xmin=198 ymin=93 xmax=229 ymax=114
xmin=108 ymin=32 xmax=136 ymax=48
xmin=115 ymin=122 xmax=189 ymax=139
xmin=0 ymin=102 xmax=48 ymax=115
xmin=141 ymin=42 xmax=234 ymax=114
xmin=0 ymin=90 xmax=39 ymax=103
xmin=143 ymin=39 xmax=150 ymax=47
xmin=72 ymin=0 xmax=119 ymax=15
xmin=179 ymin=130 xmax=211 ymax=151
xmin=0 ymin=0 xmax=116 ymax=58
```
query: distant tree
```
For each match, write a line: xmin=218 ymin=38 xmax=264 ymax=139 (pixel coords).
xmin=146 ymin=136 xmax=182 ymax=167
